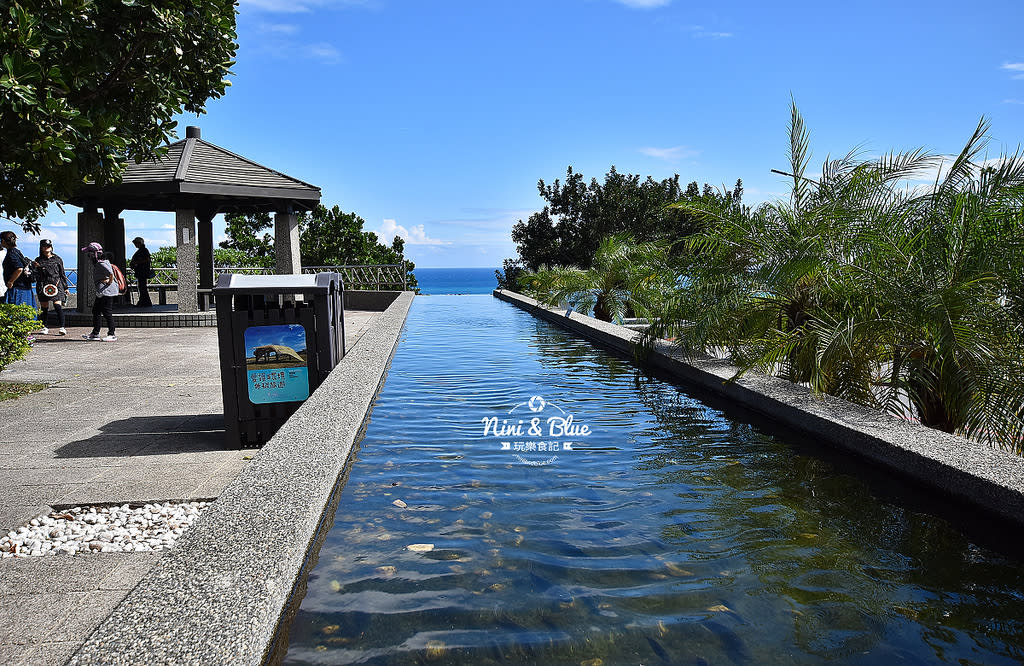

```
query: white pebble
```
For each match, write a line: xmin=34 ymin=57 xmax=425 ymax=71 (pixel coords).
xmin=0 ymin=501 xmax=209 ymax=558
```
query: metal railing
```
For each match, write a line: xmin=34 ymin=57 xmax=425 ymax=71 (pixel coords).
xmin=68 ymin=262 xmax=409 ymax=291
xmin=302 ymin=264 xmax=407 ymax=291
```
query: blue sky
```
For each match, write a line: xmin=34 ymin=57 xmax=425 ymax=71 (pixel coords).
xmin=245 ymin=324 xmax=307 ymax=357
xmin=6 ymin=0 xmax=1024 ymax=268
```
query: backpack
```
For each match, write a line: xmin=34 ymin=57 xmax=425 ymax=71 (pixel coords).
xmin=15 ymin=248 xmax=33 ymax=282
xmin=111 ymin=263 xmax=127 ymax=294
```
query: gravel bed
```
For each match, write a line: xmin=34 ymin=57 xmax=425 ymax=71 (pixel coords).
xmin=0 ymin=502 xmax=208 ymax=557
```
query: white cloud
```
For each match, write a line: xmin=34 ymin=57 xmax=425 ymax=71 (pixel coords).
xmin=639 ymin=145 xmax=698 ymax=161
xmin=978 ymin=156 xmax=1021 ymax=170
xmin=240 ymin=0 xmax=376 ymax=12
xmin=258 ymin=22 xmax=299 ymax=34
xmin=614 ymin=0 xmax=671 ymax=7
xmin=306 ymin=43 xmax=343 ymax=65
xmin=1004 ymin=99 xmax=1024 ymax=105
xmin=379 ymin=219 xmax=448 ymax=246
xmin=33 ymin=227 xmax=75 ymax=245
xmin=50 ymin=221 xmax=68 ymax=227
xmin=241 ymin=0 xmax=311 ymax=13
xmin=687 ymin=25 xmax=733 ymax=39
xmin=1001 ymin=63 xmax=1024 ymax=79
xmin=243 ymin=29 xmax=343 ymax=65
xmin=883 ymin=155 xmax=1021 ymax=198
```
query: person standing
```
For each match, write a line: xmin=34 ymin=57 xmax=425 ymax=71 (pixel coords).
xmin=81 ymin=242 xmax=117 ymax=342
xmin=129 ymin=236 xmax=153 ymax=307
xmin=1 ymin=230 xmax=37 ymax=309
xmin=0 ymin=241 xmax=7 ymax=300
xmin=33 ymin=238 xmax=68 ymax=335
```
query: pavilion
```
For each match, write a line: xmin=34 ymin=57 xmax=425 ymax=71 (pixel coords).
xmin=66 ymin=126 xmax=321 ymax=312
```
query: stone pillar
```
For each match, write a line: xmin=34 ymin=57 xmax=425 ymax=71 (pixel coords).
xmin=176 ymin=209 xmax=198 ymax=312
xmin=102 ymin=210 xmax=127 ymax=280
xmin=76 ymin=209 xmax=105 ymax=312
xmin=275 ymin=211 xmax=301 ymax=275
xmin=198 ymin=212 xmax=215 ymax=290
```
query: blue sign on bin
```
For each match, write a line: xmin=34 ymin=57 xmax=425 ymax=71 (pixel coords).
xmin=244 ymin=324 xmax=310 ymax=404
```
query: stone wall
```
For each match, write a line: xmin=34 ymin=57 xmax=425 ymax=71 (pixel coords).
xmin=493 ymin=289 xmax=1024 ymax=528
xmin=71 ymin=292 xmax=415 ymax=665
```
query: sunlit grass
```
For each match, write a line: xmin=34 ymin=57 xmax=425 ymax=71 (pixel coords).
xmin=0 ymin=382 xmax=46 ymax=401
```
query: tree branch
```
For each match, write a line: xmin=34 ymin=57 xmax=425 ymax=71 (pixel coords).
xmin=74 ymin=38 xmax=146 ymax=104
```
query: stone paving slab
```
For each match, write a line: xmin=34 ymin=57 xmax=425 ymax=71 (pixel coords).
xmin=0 ymin=553 xmax=158 ymax=665
xmin=70 ymin=292 xmax=413 ymax=665
xmin=0 ymin=308 xmax=381 ymax=666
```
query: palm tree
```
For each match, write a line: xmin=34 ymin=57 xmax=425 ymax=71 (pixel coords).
xmin=822 ymin=120 xmax=1024 ymax=445
xmin=644 ymin=101 xmax=885 ymax=387
xmin=646 ymin=105 xmax=1024 ymax=451
xmin=518 ymin=235 xmax=671 ymax=323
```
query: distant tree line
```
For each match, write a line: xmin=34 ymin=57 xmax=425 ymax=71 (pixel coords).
xmin=497 ymin=166 xmax=742 ymax=288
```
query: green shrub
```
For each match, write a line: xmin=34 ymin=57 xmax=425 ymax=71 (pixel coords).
xmin=0 ymin=304 xmax=38 ymax=371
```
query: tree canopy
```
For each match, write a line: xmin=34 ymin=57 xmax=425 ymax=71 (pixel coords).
xmin=0 ymin=0 xmax=238 ymax=230
xmin=219 ymin=211 xmax=274 ymax=264
xmin=498 ymin=166 xmax=741 ymax=287
xmin=216 ymin=204 xmax=419 ymax=289
xmin=299 ymin=205 xmax=412 ymax=269
xmin=518 ymin=235 xmax=672 ymax=323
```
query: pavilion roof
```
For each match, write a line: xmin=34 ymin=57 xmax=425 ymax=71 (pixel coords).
xmin=65 ymin=128 xmax=322 ymax=215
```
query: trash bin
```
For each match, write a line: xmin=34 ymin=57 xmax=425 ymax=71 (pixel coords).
xmin=213 ymin=272 xmax=346 ymax=448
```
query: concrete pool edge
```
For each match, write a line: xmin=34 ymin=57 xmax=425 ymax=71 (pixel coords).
xmin=70 ymin=291 xmax=415 ymax=666
xmin=494 ymin=289 xmax=1024 ymax=527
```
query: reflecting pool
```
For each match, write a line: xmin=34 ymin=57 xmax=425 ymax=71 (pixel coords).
xmin=281 ymin=295 xmax=1024 ymax=664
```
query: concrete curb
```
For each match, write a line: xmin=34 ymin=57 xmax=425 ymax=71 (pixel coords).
xmin=70 ymin=291 xmax=415 ymax=665
xmin=493 ymin=289 xmax=1024 ymax=527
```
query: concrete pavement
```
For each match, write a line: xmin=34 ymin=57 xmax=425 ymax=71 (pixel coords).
xmin=0 ymin=309 xmax=380 ymax=665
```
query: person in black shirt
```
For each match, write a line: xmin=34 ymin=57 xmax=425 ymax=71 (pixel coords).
xmin=33 ymin=238 xmax=68 ymax=335
xmin=1 ymin=230 xmax=36 ymax=308
xmin=129 ymin=236 xmax=153 ymax=308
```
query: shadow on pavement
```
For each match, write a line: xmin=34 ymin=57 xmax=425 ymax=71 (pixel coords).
xmin=55 ymin=414 xmax=228 ymax=458
xmin=27 ymin=335 xmax=92 ymax=345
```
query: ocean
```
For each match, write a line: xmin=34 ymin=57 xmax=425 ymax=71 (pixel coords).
xmin=412 ymin=267 xmax=500 ymax=295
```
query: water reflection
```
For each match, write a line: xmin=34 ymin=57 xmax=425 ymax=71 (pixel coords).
xmin=282 ymin=295 xmax=1024 ymax=665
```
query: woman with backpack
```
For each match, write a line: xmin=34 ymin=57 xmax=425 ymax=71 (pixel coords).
xmin=33 ymin=238 xmax=68 ymax=335
xmin=81 ymin=242 xmax=117 ymax=342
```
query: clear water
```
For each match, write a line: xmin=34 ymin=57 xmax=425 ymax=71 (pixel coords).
xmin=281 ymin=295 xmax=1024 ymax=665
